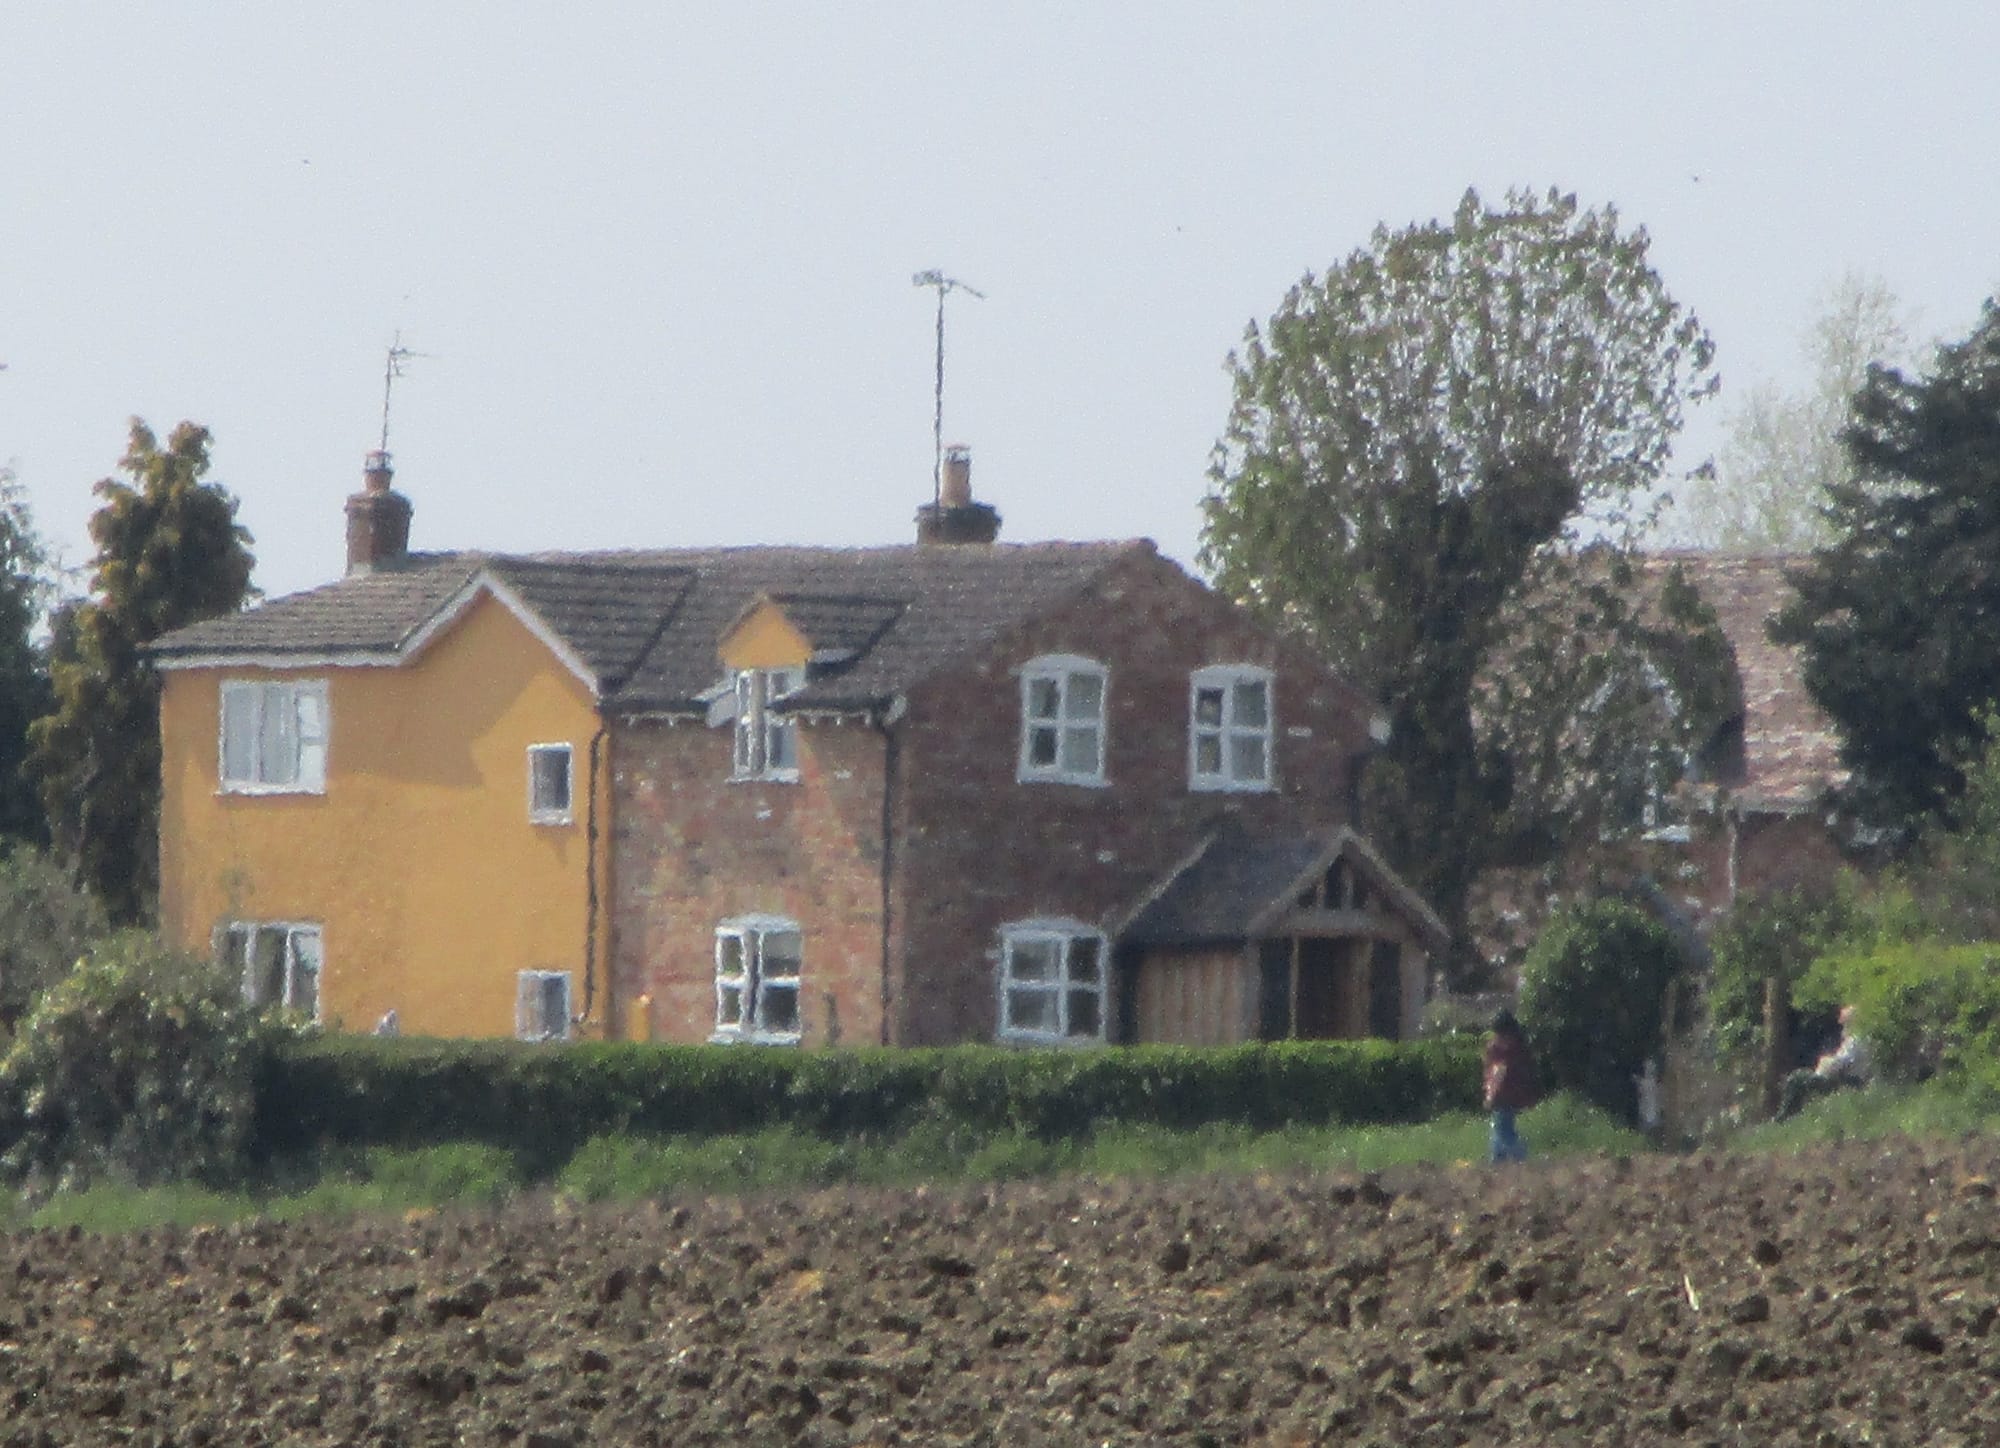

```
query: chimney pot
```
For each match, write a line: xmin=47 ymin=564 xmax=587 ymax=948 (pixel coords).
xmin=940 ymin=444 xmax=972 ymax=508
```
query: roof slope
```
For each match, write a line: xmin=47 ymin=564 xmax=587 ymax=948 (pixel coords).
xmin=1121 ymin=821 xmax=1448 ymax=952
xmin=153 ymin=541 xmax=1153 ymax=711
xmin=1647 ymin=551 xmax=1844 ymax=809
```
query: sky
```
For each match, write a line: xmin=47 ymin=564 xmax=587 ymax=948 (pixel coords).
xmin=3 ymin=4 xmax=1997 ymax=602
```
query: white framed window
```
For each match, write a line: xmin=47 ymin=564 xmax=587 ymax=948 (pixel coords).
xmin=731 ymin=667 xmax=803 ymax=781
xmin=220 ymin=679 xmax=328 ymax=794
xmin=516 ymin=970 xmax=572 ymax=1041
xmin=1189 ymin=665 xmax=1274 ymax=792
xmin=713 ymin=916 xmax=803 ymax=1043
xmin=527 ymin=743 xmax=574 ymax=824
xmin=998 ymin=922 xmax=1107 ymax=1044
xmin=217 ymin=921 xmax=323 ymax=1021
xmin=1018 ymin=655 xmax=1108 ymax=785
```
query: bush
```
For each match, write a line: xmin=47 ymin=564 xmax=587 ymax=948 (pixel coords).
xmin=0 ymin=932 xmax=274 ymax=1188
xmin=252 ymin=1036 xmax=1482 ymax=1171
xmin=1518 ymin=898 xmax=1687 ymax=1120
xmin=1796 ymin=938 xmax=2000 ymax=1087
xmin=1707 ymin=883 xmax=1860 ymax=1065
xmin=0 ymin=847 xmax=109 ymax=1032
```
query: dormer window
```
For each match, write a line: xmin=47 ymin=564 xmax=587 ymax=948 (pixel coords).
xmin=1189 ymin=665 xmax=1273 ymax=792
xmin=732 ymin=667 xmax=802 ymax=781
xmin=1018 ymin=655 xmax=1107 ymax=786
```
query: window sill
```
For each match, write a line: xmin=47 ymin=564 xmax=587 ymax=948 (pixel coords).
xmin=995 ymin=1029 xmax=1107 ymax=1049
xmin=528 ymin=811 xmax=575 ymax=827
xmin=1189 ymin=777 xmax=1273 ymax=794
xmin=708 ymin=1030 xmax=803 ymax=1047
xmin=1016 ymin=772 xmax=1111 ymax=789
xmin=727 ymin=771 xmax=801 ymax=785
xmin=217 ymin=783 xmax=326 ymax=798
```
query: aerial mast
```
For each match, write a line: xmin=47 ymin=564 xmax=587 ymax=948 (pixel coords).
xmin=911 ymin=270 xmax=985 ymax=503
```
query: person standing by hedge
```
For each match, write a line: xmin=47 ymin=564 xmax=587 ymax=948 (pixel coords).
xmin=1484 ymin=1009 xmax=1539 ymax=1163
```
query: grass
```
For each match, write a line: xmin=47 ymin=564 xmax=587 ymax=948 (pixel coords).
xmin=1727 ymin=1078 xmax=2000 ymax=1153
xmin=0 ymin=1093 xmax=1736 ymax=1233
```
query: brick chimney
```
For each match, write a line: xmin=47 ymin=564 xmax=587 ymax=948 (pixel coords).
xmin=915 ymin=444 xmax=1001 ymax=545
xmin=345 ymin=450 xmax=413 ymax=575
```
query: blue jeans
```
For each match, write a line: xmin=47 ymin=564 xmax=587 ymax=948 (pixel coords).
xmin=1489 ymin=1107 xmax=1528 ymax=1163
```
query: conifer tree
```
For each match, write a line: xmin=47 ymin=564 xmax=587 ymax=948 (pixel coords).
xmin=1773 ymin=299 xmax=2000 ymax=831
xmin=27 ymin=421 xmax=254 ymax=922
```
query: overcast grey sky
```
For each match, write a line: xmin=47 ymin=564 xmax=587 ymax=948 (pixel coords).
xmin=3 ymin=4 xmax=1996 ymax=601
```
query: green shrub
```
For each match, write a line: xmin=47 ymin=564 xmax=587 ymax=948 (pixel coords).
xmin=1797 ymin=938 xmax=2000 ymax=1086
xmin=0 ymin=847 xmax=109 ymax=1031
xmin=1707 ymin=883 xmax=1861 ymax=1063
xmin=1518 ymin=898 xmax=1688 ymax=1120
xmin=252 ymin=1036 xmax=1482 ymax=1170
xmin=0 ymin=932 xmax=276 ymax=1188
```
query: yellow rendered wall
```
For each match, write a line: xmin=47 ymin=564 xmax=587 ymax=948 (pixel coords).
xmin=718 ymin=602 xmax=809 ymax=670
xmin=157 ymin=591 xmax=609 ymax=1039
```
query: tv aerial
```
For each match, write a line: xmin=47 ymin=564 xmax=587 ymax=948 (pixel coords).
xmin=912 ymin=270 xmax=984 ymax=503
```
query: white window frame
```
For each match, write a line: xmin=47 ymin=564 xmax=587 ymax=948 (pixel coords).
xmin=1189 ymin=664 xmax=1275 ymax=793
xmin=216 ymin=920 xmax=324 ymax=1023
xmin=997 ymin=921 xmax=1109 ymax=1045
xmin=219 ymin=678 xmax=329 ymax=795
xmin=516 ymin=969 xmax=573 ymax=1042
xmin=730 ymin=667 xmax=803 ymax=782
xmin=712 ymin=915 xmax=804 ymax=1044
xmin=1017 ymin=654 xmax=1109 ymax=786
xmin=526 ymin=742 xmax=575 ymax=825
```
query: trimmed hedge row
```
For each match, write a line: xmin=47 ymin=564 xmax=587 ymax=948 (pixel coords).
xmin=253 ymin=1036 xmax=1482 ymax=1174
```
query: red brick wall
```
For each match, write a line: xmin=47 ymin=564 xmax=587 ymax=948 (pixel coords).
xmin=608 ymin=550 xmax=1381 ymax=1050
xmin=889 ymin=551 xmax=1375 ymax=1045
xmin=608 ymin=717 xmax=890 ymax=1046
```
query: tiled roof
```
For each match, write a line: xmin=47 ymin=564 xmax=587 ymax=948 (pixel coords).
xmin=150 ymin=552 xmax=482 ymax=658
xmin=1646 ymin=551 xmax=1845 ymax=810
xmin=1120 ymin=821 xmax=1448 ymax=952
xmin=152 ymin=541 xmax=1150 ymax=712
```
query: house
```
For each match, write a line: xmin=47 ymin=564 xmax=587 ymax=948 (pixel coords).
xmin=152 ymin=448 xmax=1445 ymax=1046
xmin=1645 ymin=551 xmax=1870 ymax=919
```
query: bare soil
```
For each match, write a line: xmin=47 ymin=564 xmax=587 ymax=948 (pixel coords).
xmin=5 ymin=1137 xmax=2000 ymax=1445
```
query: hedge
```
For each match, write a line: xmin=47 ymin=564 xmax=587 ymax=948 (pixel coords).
xmin=252 ymin=1036 xmax=1482 ymax=1174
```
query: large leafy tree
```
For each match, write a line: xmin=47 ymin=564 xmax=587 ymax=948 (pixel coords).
xmin=0 ymin=467 xmax=53 ymax=845
xmin=1772 ymin=299 xmax=2000 ymax=831
xmin=1671 ymin=272 xmax=1919 ymax=551
xmin=1201 ymin=187 xmax=1720 ymax=969
xmin=27 ymin=421 xmax=255 ymax=923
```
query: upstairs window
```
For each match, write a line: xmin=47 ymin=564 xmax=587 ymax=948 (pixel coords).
xmin=527 ymin=743 xmax=574 ymax=824
xmin=219 ymin=921 xmax=322 ymax=1021
xmin=220 ymin=680 xmax=328 ymax=793
xmin=1018 ymin=655 xmax=1107 ymax=785
xmin=516 ymin=969 xmax=572 ymax=1041
xmin=714 ymin=917 xmax=803 ymax=1043
xmin=732 ymin=668 xmax=803 ymax=781
xmin=998 ymin=924 xmax=1107 ymax=1044
xmin=1189 ymin=665 xmax=1273 ymax=791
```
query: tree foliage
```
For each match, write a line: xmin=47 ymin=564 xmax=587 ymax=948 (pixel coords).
xmin=0 ymin=468 xmax=53 ymax=847
xmin=1671 ymin=272 xmax=1919 ymax=551
xmin=1770 ymin=299 xmax=2000 ymax=830
xmin=1517 ymin=898 xmax=1687 ymax=1121
xmin=26 ymin=421 xmax=254 ymax=923
xmin=1201 ymin=188 xmax=1720 ymax=965
xmin=0 ymin=931 xmax=271 ymax=1188
xmin=0 ymin=847 xmax=109 ymax=1034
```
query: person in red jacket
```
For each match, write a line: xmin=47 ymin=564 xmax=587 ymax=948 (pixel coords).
xmin=1483 ymin=1009 xmax=1539 ymax=1163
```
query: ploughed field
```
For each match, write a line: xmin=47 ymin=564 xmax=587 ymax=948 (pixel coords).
xmin=6 ymin=1137 xmax=2000 ymax=1446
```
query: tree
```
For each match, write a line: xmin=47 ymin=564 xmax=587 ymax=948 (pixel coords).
xmin=0 ymin=467 xmax=53 ymax=845
xmin=1671 ymin=272 xmax=1919 ymax=551
xmin=1517 ymin=897 xmax=1687 ymax=1121
xmin=1201 ymin=188 xmax=1719 ymax=968
xmin=26 ymin=421 xmax=255 ymax=923
xmin=1770 ymin=299 xmax=2000 ymax=831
